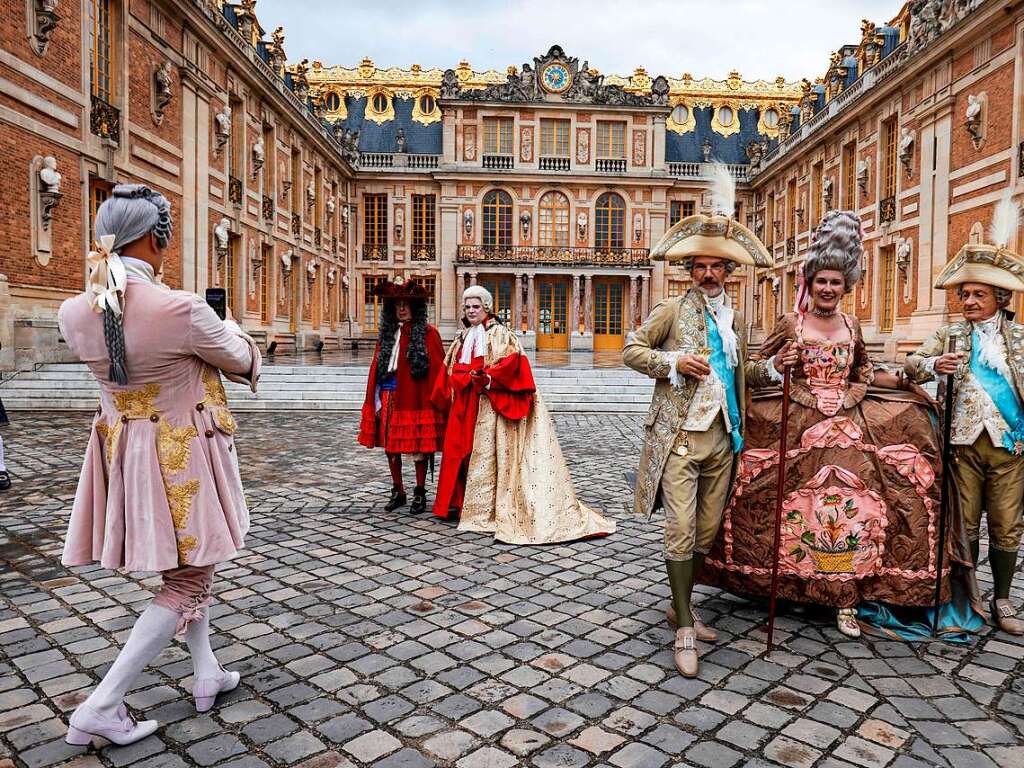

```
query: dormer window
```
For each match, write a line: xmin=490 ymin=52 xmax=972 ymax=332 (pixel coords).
xmin=371 ymin=93 xmax=389 ymax=114
xmin=671 ymin=104 xmax=689 ymax=125
xmin=762 ymin=108 xmax=779 ymax=128
xmin=419 ymin=94 xmax=436 ymax=115
xmin=717 ymin=105 xmax=734 ymax=127
xmin=324 ymin=91 xmax=342 ymax=112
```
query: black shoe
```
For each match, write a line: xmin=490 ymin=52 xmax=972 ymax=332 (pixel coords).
xmin=384 ymin=486 xmax=406 ymax=512
xmin=446 ymin=506 xmax=460 ymax=522
xmin=0 ymin=472 xmax=9 ymax=491
xmin=409 ymin=486 xmax=427 ymax=514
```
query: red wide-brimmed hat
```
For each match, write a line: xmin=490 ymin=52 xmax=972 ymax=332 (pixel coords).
xmin=372 ymin=277 xmax=430 ymax=301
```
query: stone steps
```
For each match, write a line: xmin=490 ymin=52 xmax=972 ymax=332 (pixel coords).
xmin=0 ymin=363 xmax=656 ymax=413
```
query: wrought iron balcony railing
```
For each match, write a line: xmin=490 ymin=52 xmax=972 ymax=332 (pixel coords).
xmin=879 ymin=195 xmax=897 ymax=224
xmin=539 ymin=156 xmax=570 ymax=171
xmin=228 ymin=176 xmax=243 ymax=206
xmin=595 ymin=158 xmax=627 ymax=173
xmin=90 ymin=94 xmax=121 ymax=143
xmin=362 ymin=244 xmax=388 ymax=261
xmin=456 ymin=245 xmax=650 ymax=267
xmin=411 ymin=244 xmax=437 ymax=261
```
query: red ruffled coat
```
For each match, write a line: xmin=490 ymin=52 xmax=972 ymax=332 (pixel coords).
xmin=358 ymin=323 xmax=446 ymax=454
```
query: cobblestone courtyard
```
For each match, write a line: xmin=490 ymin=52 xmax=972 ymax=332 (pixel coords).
xmin=0 ymin=413 xmax=1022 ymax=768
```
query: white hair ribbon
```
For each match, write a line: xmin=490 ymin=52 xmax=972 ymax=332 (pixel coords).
xmin=86 ymin=234 xmax=128 ymax=316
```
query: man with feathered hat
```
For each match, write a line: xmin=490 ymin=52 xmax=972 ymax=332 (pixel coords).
xmin=357 ymin=277 xmax=446 ymax=515
xmin=624 ymin=164 xmax=774 ymax=677
xmin=906 ymin=191 xmax=1024 ymax=635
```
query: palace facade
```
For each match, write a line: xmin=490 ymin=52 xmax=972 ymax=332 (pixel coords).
xmin=0 ymin=0 xmax=1020 ymax=370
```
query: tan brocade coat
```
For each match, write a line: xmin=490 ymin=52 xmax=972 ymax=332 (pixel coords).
xmin=905 ymin=317 xmax=1024 ymax=393
xmin=623 ymin=289 xmax=764 ymax=519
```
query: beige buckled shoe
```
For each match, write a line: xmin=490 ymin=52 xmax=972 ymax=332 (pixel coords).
xmin=674 ymin=627 xmax=699 ymax=677
xmin=836 ymin=608 xmax=861 ymax=638
xmin=992 ymin=599 xmax=1024 ymax=635
xmin=666 ymin=604 xmax=718 ymax=642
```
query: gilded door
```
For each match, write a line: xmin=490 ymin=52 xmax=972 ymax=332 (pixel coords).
xmin=593 ymin=278 xmax=625 ymax=351
xmin=537 ymin=277 xmax=569 ymax=351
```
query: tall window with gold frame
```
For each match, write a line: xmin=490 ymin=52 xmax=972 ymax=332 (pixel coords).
xmin=482 ymin=190 xmax=513 ymax=248
xmin=596 ymin=121 xmax=626 ymax=158
xmin=363 ymin=275 xmax=386 ymax=331
xmin=410 ymin=275 xmax=437 ymax=324
xmin=880 ymin=245 xmax=896 ymax=332
xmin=538 ymin=191 xmax=570 ymax=248
xmin=88 ymin=176 xmax=113 ymax=246
xmin=479 ymin=277 xmax=514 ymax=325
xmin=882 ymin=118 xmax=898 ymax=200
xmin=483 ymin=117 xmax=514 ymax=155
xmin=225 ymin=236 xmax=236 ymax=317
xmin=229 ymin=96 xmax=243 ymax=179
xmin=260 ymin=244 xmax=272 ymax=324
xmin=411 ymin=194 xmax=436 ymax=260
xmin=811 ymin=161 xmax=823 ymax=225
xmin=786 ymin=179 xmax=797 ymax=239
xmin=726 ymin=281 xmax=740 ymax=313
xmin=842 ymin=142 xmax=856 ymax=209
xmin=89 ymin=0 xmax=114 ymax=101
xmin=766 ymin=192 xmax=775 ymax=247
xmin=363 ymin=193 xmax=388 ymax=259
xmin=540 ymin=119 xmax=570 ymax=157
xmin=595 ymin=192 xmax=625 ymax=250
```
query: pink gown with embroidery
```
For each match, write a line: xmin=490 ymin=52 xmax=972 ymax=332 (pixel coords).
xmin=700 ymin=312 xmax=975 ymax=608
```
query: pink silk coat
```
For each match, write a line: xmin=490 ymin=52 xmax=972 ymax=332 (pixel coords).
xmin=57 ymin=276 xmax=261 ymax=572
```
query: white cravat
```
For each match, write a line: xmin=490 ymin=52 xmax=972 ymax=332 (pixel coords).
xmin=459 ymin=323 xmax=488 ymax=364
xmin=386 ymin=325 xmax=403 ymax=374
xmin=705 ymin=291 xmax=739 ymax=369
xmin=973 ymin=314 xmax=1011 ymax=379
xmin=121 ymin=257 xmax=159 ymax=285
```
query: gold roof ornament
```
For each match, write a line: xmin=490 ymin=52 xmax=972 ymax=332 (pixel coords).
xmin=935 ymin=191 xmax=1024 ymax=292
xmin=651 ymin=163 xmax=773 ymax=268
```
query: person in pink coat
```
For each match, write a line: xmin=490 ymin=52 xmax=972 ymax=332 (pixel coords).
xmin=58 ymin=185 xmax=261 ymax=747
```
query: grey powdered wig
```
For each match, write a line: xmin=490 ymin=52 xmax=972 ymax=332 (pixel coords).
xmin=91 ymin=184 xmax=174 ymax=385
xmin=803 ymin=210 xmax=863 ymax=291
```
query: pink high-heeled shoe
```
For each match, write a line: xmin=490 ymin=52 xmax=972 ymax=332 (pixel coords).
xmin=193 ymin=667 xmax=240 ymax=713
xmin=65 ymin=703 xmax=158 ymax=747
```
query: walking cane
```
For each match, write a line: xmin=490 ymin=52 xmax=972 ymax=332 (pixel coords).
xmin=933 ymin=331 xmax=960 ymax=636
xmin=766 ymin=361 xmax=792 ymax=655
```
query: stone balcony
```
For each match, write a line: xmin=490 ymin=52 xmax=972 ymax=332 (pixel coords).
xmin=456 ymin=245 xmax=650 ymax=267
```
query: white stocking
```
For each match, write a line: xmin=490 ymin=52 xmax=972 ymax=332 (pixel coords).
xmin=84 ymin=604 xmax=178 ymax=716
xmin=185 ymin=608 xmax=221 ymax=680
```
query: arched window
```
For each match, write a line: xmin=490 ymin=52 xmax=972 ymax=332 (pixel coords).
xmin=538 ymin=191 xmax=570 ymax=248
xmin=594 ymin=192 xmax=625 ymax=250
xmin=371 ymin=93 xmax=388 ymax=114
xmin=482 ymin=190 xmax=513 ymax=248
xmin=325 ymin=91 xmax=342 ymax=112
xmin=419 ymin=94 xmax=436 ymax=115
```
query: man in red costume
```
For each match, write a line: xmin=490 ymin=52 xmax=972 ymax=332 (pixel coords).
xmin=431 ymin=286 xmax=615 ymax=544
xmin=358 ymin=278 xmax=445 ymax=514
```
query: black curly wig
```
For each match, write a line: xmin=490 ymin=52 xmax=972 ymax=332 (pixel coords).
xmin=376 ymin=299 xmax=430 ymax=382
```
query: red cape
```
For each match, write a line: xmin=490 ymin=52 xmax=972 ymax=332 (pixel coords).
xmin=431 ymin=338 xmax=536 ymax=517
xmin=358 ymin=323 xmax=446 ymax=454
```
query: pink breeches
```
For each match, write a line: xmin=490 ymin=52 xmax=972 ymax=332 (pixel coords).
xmin=152 ymin=565 xmax=215 ymax=637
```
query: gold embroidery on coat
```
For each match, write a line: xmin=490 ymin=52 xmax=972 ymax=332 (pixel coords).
xmin=157 ymin=422 xmax=199 ymax=473
xmin=212 ymin=408 xmax=237 ymax=434
xmin=95 ymin=420 xmax=123 ymax=462
xmin=176 ymin=535 xmax=198 ymax=565
xmin=167 ymin=479 xmax=200 ymax=530
xmin=113 ymin=383 xmax=161 ymax=418
xmin=201 ymin=367 xmax=228 ymax=406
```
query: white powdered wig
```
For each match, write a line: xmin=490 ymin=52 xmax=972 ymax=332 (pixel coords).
xmin=463 ymin=285 xmax=494 ymax=312
xmin=989 ymin=189 xmax=1020 ymax=250
xmin=707 ymin=162 xmax=736 ymax=219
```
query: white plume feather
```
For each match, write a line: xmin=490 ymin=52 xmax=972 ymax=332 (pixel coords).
xmin=989 ymin=189 xmax=1019 ymax=249
xmin=707 ymin=161 xmax=736 ymax=219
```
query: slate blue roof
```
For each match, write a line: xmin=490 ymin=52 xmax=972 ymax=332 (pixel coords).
xmin=335 ymin=96 xmax=443 ymax=154
xmin=665 ymin=106 xmax=764 ymax=165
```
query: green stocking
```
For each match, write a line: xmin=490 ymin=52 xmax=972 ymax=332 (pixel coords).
xmin=989 ymin=548 xmax=1018 ymax=601
xmin=666 ymin=559 xmax=695 ymax=629
xmin=969 ymin=539 xmax=980 ymax=568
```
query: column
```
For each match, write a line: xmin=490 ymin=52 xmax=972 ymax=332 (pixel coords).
xmin=584 ymin=275 xmax=593 ymax=333
xmin=572 ymin=273 xmax=581 ymax=334
xmin=469 ymin=271 xmax=478 ymax=286
xmin=439 ymin=204 xmax=459 ymax=328
xmin=640 ymin=273 xmax=650 ymax=318
xmin=527 ymin=273 xmax=536 ymax=330
xmin=514 ymin=273 xmax=523 ymax=331
xmin=629 ymin=275 xmax=639 ymax=329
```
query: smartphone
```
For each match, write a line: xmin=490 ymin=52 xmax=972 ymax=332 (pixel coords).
xmin=205 ymin=288 xmax=227 ymax=320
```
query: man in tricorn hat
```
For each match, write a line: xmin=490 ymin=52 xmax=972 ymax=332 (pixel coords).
xmin=624 ymin=164 xmax=774 ymax=676
xmin=906 ymin=192 xmax=1024 ymax=635
xmin=358 ymin=277 xmax=446 ymax=514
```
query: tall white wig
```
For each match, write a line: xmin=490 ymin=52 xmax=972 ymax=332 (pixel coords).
xmin=463 ymin=285 xmax=494 ymax=313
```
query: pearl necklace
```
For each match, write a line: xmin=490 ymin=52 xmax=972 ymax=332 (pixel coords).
xmin=811 ymin=306 xmax=838 ymax=318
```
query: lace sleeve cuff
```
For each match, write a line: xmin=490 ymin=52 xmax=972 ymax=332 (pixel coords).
xmin=765 ymin=356 xmax=784 ymax=384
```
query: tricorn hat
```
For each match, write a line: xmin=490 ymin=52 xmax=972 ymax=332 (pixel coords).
xmin=372 ymin=276 xmax=430 ymax=301
xmin=934 ymin=191 xmax=1024 ymax=293
xmin=651 ymin=163 xmax=774 ymax=269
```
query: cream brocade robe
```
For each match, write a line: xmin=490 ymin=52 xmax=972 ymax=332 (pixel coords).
xmin=444 ymin=322 xmax=616 ymax=544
